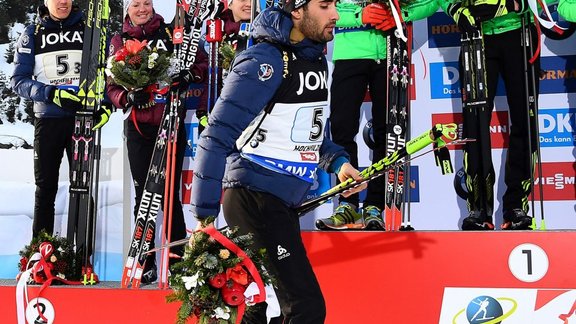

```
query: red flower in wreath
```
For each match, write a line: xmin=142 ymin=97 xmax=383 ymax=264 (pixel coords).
xmin=208 ymin=273 xmax=226 ymax=289
xmin=226 ymin=264 xmax=248 ymax=286
xmin=221 ymin=281 xmax=246 ymax=306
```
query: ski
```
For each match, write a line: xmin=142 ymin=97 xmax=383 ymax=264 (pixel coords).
xmin=205 ymin=18 xmax=224 ymax=115
xmin=296 ymin=124 xmax=463 ymax=216
xmin=459 ymin=30 xmax=495 ymax=220
xmin=383 ymin=18 xmax=411 ymax=231
xmin=122 ymin=0 xmax=222 ymax=289
xmin=67 ymin=0 xmax=109 ymax=285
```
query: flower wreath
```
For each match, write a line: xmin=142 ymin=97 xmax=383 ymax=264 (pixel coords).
xmin=17 ymin=230 xmax=83 ymax=284
xmin=16 ymin=231 xmax=85 ymax=324
xmin=167 ymin=221 xmax=276 ymax=324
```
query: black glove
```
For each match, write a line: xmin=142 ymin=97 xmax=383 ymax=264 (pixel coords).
xmin=93 ymin=103 xmax=113 ymax=130
xmin=49 ymin=88 xmax=83 ymax=111
xmin=447 ymin=3 xmax=479 ymax=34
xmin=470 ymin=0 xmax=518 ymax=22
xmin=126 ymin=89 xmax=152 ymax=109
xmin=175 ymin=69 xmax=203 ymax=90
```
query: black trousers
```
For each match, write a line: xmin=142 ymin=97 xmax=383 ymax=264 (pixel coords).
xmin=125 ymin=120 xmax=187 ymax=264
xmin=223 ymin=188 xmax=326 ymax=324
xmin=463 ymin=26 xmax=540 ymax=218
xmin=485 ymin=26 xmax=540 ymax=213
xmin=330 ymin=59 xmax=388 ymax=209
xmin=33 ymin=117 xmax=75 ymax=237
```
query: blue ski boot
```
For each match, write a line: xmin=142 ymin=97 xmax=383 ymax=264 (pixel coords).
xmin=315 ymin=202 xmax=363 ymax=230
xmin=362 ymin=205 xmax=384 ymax=230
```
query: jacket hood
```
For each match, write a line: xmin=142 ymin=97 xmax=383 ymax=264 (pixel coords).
xmin=251 ymin=7 xmax=292 ymax=45
xmin=251 ymin=7 xmax=325 ymax=61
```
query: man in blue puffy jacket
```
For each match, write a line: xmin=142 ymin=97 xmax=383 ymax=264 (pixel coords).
xmin=11 ymin=0 xmax=109 ymax=239
xmin=191 ymin=0 xmax=366 ymax=322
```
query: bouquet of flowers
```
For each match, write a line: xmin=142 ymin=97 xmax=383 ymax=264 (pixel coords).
xmin=167 ymin=220 xmax=275 ymax=324
xmin=17 ymin=230 xmax=83 ymax=284
xmin=106 ymin=39 xmax=172 ymax=105
xmin=219 ymin=42 xmax=236 ymax=73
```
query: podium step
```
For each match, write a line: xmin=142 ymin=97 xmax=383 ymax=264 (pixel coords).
xmin=3 ymin=231 xmax=575 ymax=323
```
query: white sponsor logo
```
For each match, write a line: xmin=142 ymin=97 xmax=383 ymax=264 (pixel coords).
xmin=296 ymin=71 xmax=327 ymax=95
xmin=277 ymin=245 xmax=291 ymax=260
xmin=40 ymin=31 xmax=83 ymax=49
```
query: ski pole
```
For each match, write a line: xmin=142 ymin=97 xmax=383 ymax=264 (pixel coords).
xmin=521 ymin=14 xmax=546 ymax=230
xmin=159 ymin=102 xmax=180 ymax=289
xmin=159 ymin=109 xmax=174 ymax=289
xmin=296 ymin=123 xmax=463 ymax=216
xmin=206 ymin=18 xmax=223 ymax=114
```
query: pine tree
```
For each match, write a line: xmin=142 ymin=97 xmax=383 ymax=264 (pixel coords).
xmin=4 ymin=33 xmax=16 ymax=64
xmin=0 ymin=0 xmax=32 ymax=42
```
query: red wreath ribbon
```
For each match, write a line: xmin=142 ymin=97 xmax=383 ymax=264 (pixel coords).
xmin=202 ymin=226 xmax=266 ymax=324
xmin=29 ymin=242 xmax=83 ymax=322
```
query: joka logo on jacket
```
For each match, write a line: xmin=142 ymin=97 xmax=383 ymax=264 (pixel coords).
xmin=296 ymin=70 xmax=327 ymax=96
xmin=40 ymin=31 xmax=83 ymax=49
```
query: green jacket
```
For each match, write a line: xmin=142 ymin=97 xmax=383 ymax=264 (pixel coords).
xmin=332 ymin=0 xmax=440 ymax=61
xmin=439 ymin=0 xmax=532 ymax=35
xmin=558 ymin=0 xmax=576 ymax=22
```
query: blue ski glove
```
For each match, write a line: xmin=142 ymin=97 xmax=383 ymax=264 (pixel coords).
xmin=49 ymin=88 xmax=83 ymax=111
xmin=447 ymin=3 xmax=479 ymax=34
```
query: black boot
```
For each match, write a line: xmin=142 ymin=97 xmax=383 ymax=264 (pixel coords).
xmin=141 ymin=255 xmax=158 ymax=284
xmin=461 ymin=211 xmax=494 ymax=230
xmin=501 ymin=209 xmax=533 ymax=230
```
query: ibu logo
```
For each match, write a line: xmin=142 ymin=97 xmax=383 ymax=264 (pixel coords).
xmin=430 ymin=62 xmax=460 ymax=99
xmin=453 ymin=295 xmax=518 ymax=323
